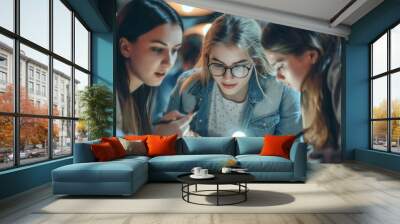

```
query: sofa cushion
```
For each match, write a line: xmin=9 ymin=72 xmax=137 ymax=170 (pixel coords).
xmin=236 ymin=137 xmax=263 ymax=155
xmin=260 ymin=135 xmax=296 ymax=159
xmin=178 ymin=137 xmax=235 ymax=155
xmin=101 ymin=137 xmax=127 ymax=158
xmin=52 ymin=158 xmax=147 ymax=183
xmin=148 ymin=154 xmax=235 ymax=172
xmin=147 ymin=134 xmax=177 ymax=157
xmin=91 ymin=142 xmax=118 ymax=161
xmin=236 ymin=155 xmax=293 ymax=172
xmin=119 ymin=138 xmax=147 ymax=156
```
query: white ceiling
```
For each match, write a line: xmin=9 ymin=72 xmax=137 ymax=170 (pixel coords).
xmin=172 ymin=0 xmax=384 ymax=37
xmin=224 ymin=0 xmax=353 ymax=23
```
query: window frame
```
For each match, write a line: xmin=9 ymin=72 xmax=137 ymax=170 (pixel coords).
xmin=0 ymin=0 xmax=92 ymax=171
xmin=369 ymin=19 xmax=400 ymax=154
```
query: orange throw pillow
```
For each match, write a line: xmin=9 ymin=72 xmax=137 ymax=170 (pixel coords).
xmin=101 ymin=137 xmax=126 ymax=158
xmin=91 ymin=142 xmax=118 ymax=162
xmin=124 ymin=135 xmax=148 ymax=142
xmin=260 ymin=135 xmax=296 ymax=159
xmin=146 ymin=134 xmax=178 ymax=157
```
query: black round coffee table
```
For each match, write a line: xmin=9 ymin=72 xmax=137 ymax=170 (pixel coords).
xmin=177 ymin=172 xmax=255 ymax=206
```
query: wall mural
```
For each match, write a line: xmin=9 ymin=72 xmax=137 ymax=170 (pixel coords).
xmin=115 ymin=0 xmax=342 ymax=160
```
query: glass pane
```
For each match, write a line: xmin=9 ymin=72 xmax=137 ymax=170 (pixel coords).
xmin=372 ymin=77 xmax=387 ymax=119
xmin=74 ymin=17 xmax=89 ymax=70
xmin=20 ymin=44 xmax=49 ymax=115
xmin=0 ymin=34 xmax=14 ymax=112
xmin=0 ymin=0 xmax=14 ymax=31
xmin=20 ymin=0 xmax=49 ymax=49
xmin=74 ymin=69 xmax=89 ymax=118
xmin=0 ymin=116 xmax=13 ymax=170
xmin=372 ymin=121 xmax=388 ymax=151
xmin=372 ymin=33 xmax=387 ymax=76
xmin=53 ymin=59 xmax=72 ymax=117
xmin=20 ymin=117 xmax=49 ymax=165
xmin=391 ymin=120 xmax=400 ymax=153
xmin=75 ymin=120 xmax=88 ymax=143
xmin=391 ymin=24 xmax=400 ymax=70
xmin=53 ymin=0 xmax=72 ymax=60
xmin=391 ymin=72 xmax=400 ymax=118
xmin=53 ymin=119 xmax=72 ymax=158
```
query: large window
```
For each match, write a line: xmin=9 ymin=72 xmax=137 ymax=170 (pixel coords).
xmin=0 ymin=0 xmax=91 ymax=171
xmin=370 ymin=22 xmax=400 ymax=154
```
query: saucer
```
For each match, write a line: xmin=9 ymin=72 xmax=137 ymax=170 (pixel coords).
xmin=190 ymin=174 xmax=215 ymax=179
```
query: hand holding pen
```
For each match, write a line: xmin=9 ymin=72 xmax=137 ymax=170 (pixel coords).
xmin=153 ymin=110 xmax=198 ymax=137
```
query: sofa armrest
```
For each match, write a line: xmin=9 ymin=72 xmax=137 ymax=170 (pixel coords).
xmin=289 ymin=141 xmax=307 ymax=181
xmin=73 ymin=140 xmax=100 ymax=163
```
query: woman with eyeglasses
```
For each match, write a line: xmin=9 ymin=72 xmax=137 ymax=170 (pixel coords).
xmin=154 ymin=15 xmax=302 ymax=137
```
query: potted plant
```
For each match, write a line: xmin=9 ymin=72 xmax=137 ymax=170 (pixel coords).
xmin=79 ymin=84 xmax=113 ymax=140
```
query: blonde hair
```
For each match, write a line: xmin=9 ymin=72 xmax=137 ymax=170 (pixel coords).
xmin=180 ymin=15 xmax=270 ymax=93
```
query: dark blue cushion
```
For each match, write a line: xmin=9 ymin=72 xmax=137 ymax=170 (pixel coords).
xmin=236 ymin=137 xmax=263 ymax=155
xmin=178 ymin=137 xmax=235 ymax=155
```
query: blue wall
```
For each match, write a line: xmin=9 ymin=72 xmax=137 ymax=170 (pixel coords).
xmin=92 ymin=32 xmax=114 ymax=136
xmin=346 ymin=0 xmax=400 ymax=170
xmin=0 ymin=158 xmax=72 ymax=199
xmin=92 ymin=32 xmax=113 ymax=87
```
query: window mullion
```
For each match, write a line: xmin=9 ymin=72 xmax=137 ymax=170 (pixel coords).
xmin=71 ymin=11 xmax=76 ymax=155
xmin=370 ymin=45 xmax=373 ymax=149
xmin=388 ymin=30 xmax=391 ymax=152
xmin=49 ymin=0 xmax=54 ymax=160
xmin=13 ymin=0 xmax=20 ymax=167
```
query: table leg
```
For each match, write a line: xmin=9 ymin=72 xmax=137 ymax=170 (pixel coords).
xmin=245 ymin=183 xmax=247 ymax=201
xmin=195 ymin=184 xmax=197 ymax=192
xmin=187 ymin=184 xmax=190 ymax=202
xmin=217 ymin=184 xmax=219 ymax=206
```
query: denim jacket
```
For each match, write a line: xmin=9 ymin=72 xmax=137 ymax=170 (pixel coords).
xmin=166 ymin=69 xmax=302 ymax=137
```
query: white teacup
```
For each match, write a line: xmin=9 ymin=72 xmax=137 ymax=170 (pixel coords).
xmin=199 ymin=169 xmax=208 ymax=176
xmin=191 ymin=167 xmax=202 ymax=176
xmin=221 ymin=167 xmax=232 ymax=174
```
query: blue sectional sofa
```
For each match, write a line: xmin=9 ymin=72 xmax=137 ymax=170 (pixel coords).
xmin=52 ymin=137 xmax=307 ymax=196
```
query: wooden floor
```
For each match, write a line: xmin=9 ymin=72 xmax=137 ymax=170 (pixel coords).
xmin=1 ymin=162 xmax=400 ymax=224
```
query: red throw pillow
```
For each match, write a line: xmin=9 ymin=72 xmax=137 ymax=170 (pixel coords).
xmin=101 ymin=137 xmax=126 ymax=158
xmin=260 ymin=135 xmax=296 ymax=159
xmin=91 ymin=142 xmax=118 ymax=161
xmin=146 ymin=134 xmax=178 ymax=157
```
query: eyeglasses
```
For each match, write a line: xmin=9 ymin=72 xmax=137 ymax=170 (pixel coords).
xmin=208 ymin=63 xmax=252 ymax=78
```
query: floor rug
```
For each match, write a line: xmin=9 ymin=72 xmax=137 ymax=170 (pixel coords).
xmin=37 ymin=183 xmax=362 ymax=214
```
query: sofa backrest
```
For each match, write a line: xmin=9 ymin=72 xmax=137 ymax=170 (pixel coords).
xmin=236 ymin=137 xmax=264 ymax=155
xmin=73 ymin=139 xmax=100 ymax=163
xmin=177 ymin=137 xmax=235 ymax=155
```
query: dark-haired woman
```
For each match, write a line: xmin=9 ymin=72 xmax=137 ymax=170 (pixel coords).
xmin=262 ymin=24 xmax=342 ymax=162
xmin=116 ymin=0 xmax=184 ymax=135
